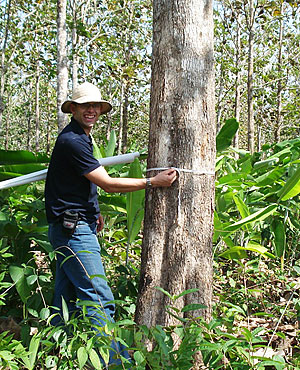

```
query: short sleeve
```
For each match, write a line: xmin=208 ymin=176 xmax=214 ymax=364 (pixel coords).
xmin=64 ymin=137 xmax=100 ymax=176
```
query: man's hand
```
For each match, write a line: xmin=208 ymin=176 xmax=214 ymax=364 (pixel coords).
xmin=85 ymin=166 xmax=178 ymax=193
xmin=150 ymin=168 xmax=178 ymax=187
xmin=97 ymin=215 xmax=104 ymax=232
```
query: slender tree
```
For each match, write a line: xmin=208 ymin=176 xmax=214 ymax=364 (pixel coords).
xmin=136 ymin=0 xmax=215 ymax=335
xmin=233 ymin=6 xmax=242 ymax=150
xmin=71 ymin=0 xmax=80 ymax=90
xmin=35 ymin=58 xmax=40 ymax=152
xmin=57 ymin=0 xmax=68 ymax=131
xmin=275 ymin=2 xmax=284 ymax=143
xmin=0 ymin=0 xmax=12 ymax=133
xmin=246 ymin=0 xmax=255 ymax=153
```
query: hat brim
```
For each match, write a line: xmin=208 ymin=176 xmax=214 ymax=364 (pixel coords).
xmin=61 ymin=100 xmax=112 ymax=115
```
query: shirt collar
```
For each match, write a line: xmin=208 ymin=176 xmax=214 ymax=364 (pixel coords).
xmin=70 ymin=118 xmax=92 ymax=143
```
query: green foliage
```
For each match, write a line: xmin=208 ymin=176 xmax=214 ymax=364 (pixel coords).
xmin=126 ymin=159 xmax=145 ymax=244
xmin=0 ymin=139 xmax=300 ymax=368
xmin=216 ymin=118 xmax=239 ymax=152
xmin=215 ymin=135 xmax=300 ymax=268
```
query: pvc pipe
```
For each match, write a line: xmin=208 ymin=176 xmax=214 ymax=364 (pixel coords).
xmin=0 ymin=152 xmax=140 ymax=190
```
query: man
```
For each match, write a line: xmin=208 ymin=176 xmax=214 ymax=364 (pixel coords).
xmin=45 ymin=82 xmax=176 ymax=367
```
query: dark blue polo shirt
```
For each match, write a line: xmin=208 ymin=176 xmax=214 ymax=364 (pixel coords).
xmin=45 ymin=118 xmax=101 ymax=223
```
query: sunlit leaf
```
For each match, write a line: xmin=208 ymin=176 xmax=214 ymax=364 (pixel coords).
xmin=61 ymin=296 xmax=69 ymax=324
xmin=216 ymin=118 xmax=239 ymax=152
xmin=105 ymin=130 xmax=116 ymax=157
xmin=77 ymin=347 xmax=88 ymax=369
xmin=271 ymin=218 xmax=286 ymax=258
xmin=278 ymin=166 xmax=300 ymax=201
xmin=9 ymin=265 xmax=31 ymax=303
xmin=89 ymin=348 xmax=102 ymax=369
xmin=224 ymin=204 xmax=277 ymax=232
xmin=181 ymin=303 xmax=207 ymax=312
xmin=126 ymin=159 xmax=145 ymax=243
xmin=0 ymin=150 xmax=49 ymax=165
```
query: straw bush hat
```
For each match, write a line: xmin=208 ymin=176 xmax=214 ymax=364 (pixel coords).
xmin=61 ymin=82 xmax=112 ymax=115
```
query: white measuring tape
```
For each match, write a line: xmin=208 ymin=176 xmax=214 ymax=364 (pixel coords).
xmin=146 ymin=166 xmax=215 ymax=225
xmin=146 ymin=167 xmax=215 ymax=176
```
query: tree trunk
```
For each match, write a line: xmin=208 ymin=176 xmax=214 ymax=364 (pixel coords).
xmin=0 ymin=0 xmax=12 ymax=133
xmin=121 ymin=82 xmax=129 ymax=153
xmin=216 ymin=61 xmax=224 ymax=134
xmin=136 ymin=0 xmax=215 ymax=330
xmin=247 ymin=0 xmax=255 ymax=153
xmin=71 ymin=0 xmax=81 ymax=90
xmin=117 ymin=83 xmax=124 ymax=155
xmin=27 ymin=81 xmax=33 ymax=151
xmin=46 ymin=88 xmax=51 ymax=154
xmin=233 ymin=9 xmax=241 ymax=150
xmin=35 ymin=60 xmax=40 ymax=152
xmin=118 ymin=81 xmax=129 ymax=154
xmin=275 ymin=3 xmax=283 ymax=143
xmin=57 ymin=0 xmax=68 ymax=132
xmin=4 ymin=102 xmax=9 ymax=150
xmin=257 ymin=124 xmax=261 ymax=152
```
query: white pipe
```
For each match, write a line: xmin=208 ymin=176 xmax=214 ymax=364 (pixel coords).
xmin=0 ymin=152 xmax=140 ymax=190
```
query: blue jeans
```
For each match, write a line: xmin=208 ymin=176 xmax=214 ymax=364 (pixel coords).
xmin=48 ymin=220 xmax=131 ymax=368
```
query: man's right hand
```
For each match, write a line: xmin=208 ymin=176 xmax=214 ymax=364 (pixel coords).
xmin=150 ymin=168 xmax=178 ymax=187
xmin=85 ymin=166 xmax=177 ymax=193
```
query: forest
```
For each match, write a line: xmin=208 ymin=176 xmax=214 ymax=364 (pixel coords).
xmin=0 ymin=0 xmax=300 ymax=369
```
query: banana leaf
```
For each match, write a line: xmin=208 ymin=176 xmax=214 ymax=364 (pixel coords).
xmin=270 ymin=218 xmax=286 ymax=258
xmin=105 ymin=130 xmax=116 ymax=157
xmin=224 ymin=204 xmax=277 ymax=232
xmin=219 ymin=243 xmax=275 ymax=260
xmin=216 ymin=118 xmax=239 ymax=152
xmin=126 ymin=159 xmax=145 ymax=243
xmin=0 ymin=149 xmax=49 ymax=164
xmin=278 ymin=166 xmax=300 ymax=201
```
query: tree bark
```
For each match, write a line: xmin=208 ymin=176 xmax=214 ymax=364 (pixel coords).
xmin=35 ymin=60 xmax=40 ymax=152
xmin=121 ymin=82 xmax=129 ymax=153
xmin=27 ymin=81 xmax=33 ymax=151
xmin=247 ymin=0 xmax=255 ymax=153
xmin=0 ymin=0 xmax=12 ymax=134
xmin=46 ymin=88 xmax=51 ymax=154
xmin=233 ymin=9 xmax=241 ymax=150
xmin=117 ymin=83 xmax=124 ymax=155
xmin=57 ymin=0 xmax=68 ymax=132
xmin=136 ymin=0 xmax=215 ymax=329
xmin=275 ymin=3 xmax=283 ymax=143
xmin=72 ymin=1 xmax=79 ymax=90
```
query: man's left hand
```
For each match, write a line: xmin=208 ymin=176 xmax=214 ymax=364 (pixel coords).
xmin=97 ymin=215 xmax=104 ymax=232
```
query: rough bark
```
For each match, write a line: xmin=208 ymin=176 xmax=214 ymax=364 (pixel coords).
xmin=57 ymin=0 xmax=68 ymax=132
xmin=136 ymin=0 xmax=215 ymax=328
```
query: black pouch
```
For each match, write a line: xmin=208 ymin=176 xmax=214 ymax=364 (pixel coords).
xmin=62 ymin=210 xmax=79 ymax=235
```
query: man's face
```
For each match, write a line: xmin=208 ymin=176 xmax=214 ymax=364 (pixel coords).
xmin=70 ymin=102 xmax=102 ymax=134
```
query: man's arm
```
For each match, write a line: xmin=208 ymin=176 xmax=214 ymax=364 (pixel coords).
xmin=84 ymin=166 xmax=177 ymax=193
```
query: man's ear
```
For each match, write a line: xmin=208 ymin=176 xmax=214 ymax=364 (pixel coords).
xmin=69 ymin=103 xmax=76 ymax=114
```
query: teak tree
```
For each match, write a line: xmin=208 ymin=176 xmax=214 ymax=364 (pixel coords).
xmin=57 ymin=0 xmax=68 ymax=132
xmin=136 ymin=0 xmax=215 ymax=329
